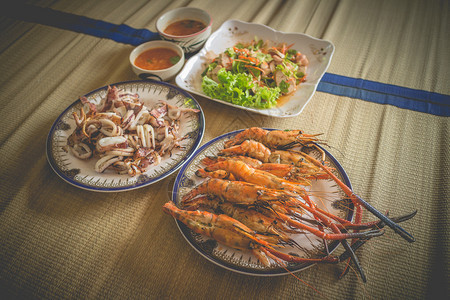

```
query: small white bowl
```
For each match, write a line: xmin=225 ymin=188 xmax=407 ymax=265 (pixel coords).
xmin=156 ymin=7 xmax=212 ymax=53
xmin=129 ymin=40 xmax=185 ymax=81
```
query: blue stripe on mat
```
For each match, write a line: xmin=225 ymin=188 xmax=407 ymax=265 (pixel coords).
xmin=318 ymin=74 xmax=450 ymax=117
xmin=4 ymin=4 xmax=450 ymax=117
xmin=4 ymin=4 xmax=159 ymax=46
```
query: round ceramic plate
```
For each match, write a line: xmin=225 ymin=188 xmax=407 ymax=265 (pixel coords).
xmin=176 ymin=20 xmax=335 ymax=118
xmin=171 ymin=129 xmax=353 ymax=276
xmin=46 ymin=80 xmax=205 ymax=192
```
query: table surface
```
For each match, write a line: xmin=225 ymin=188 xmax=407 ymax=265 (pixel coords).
xmin=0 ymin=0 xmax=448 ymax=299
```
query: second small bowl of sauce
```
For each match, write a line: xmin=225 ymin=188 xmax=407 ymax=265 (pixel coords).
xmin=156 ymin=7 xmax=212 ymax=53
xmin=130 ymin=40 xmax=185 ymax=81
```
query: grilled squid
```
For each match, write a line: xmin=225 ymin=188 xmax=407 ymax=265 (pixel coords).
xmin=65 ymin=85 xmax=199 ymax=176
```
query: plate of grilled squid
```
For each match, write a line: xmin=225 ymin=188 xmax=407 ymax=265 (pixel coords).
xmin=46 ymin=80 xmax=205 ymax=192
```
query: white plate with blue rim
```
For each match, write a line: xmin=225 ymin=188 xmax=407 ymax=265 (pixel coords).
xmin=46 ymin=80 xmax=205 ymax=192
xmin=170 ymin=128 xmax=353 ymax=276
xmin=175 ymin=20 xmax=335 ymax=118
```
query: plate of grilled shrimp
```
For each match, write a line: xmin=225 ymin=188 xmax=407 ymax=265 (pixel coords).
xmin=164 ymin=127 xmax=417 ymax=278
xmin=46 ymin=80 xmax=205 ymax=192
xmin=164 ymin=127 xmax=368 ymax=276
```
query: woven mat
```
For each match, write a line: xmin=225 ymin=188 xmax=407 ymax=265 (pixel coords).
xmin=0 ymin=0 xmax=448 ymax=299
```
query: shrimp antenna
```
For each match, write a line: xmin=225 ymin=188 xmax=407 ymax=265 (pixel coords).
xmin=260 ymin=248 xmax=328 ymax=299
xmin=280 ymin=239 xmax=303 ymax=250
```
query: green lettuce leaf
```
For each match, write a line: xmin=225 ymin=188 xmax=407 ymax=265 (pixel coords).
xmin=201 ymin=68 xmax=280 ymax=109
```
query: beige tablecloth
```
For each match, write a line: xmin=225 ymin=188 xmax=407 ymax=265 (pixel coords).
xmin=0 ymin=0 xmax=448 ymax=299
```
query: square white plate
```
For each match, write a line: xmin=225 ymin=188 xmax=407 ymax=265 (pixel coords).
xmin=175 ymin=20 xmax=334 ymax=117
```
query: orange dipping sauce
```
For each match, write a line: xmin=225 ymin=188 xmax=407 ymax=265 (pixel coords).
xmin=134 ymin=47 xmax=180 ymax=70
xmin=164 ymin=19 xmax=206 ymax=36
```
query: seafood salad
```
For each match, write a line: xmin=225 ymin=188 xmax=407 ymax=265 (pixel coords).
xmin=201 ymin=39 xmax=309 ymax=109
xmin=65 ymin=85 xmax=200 ymax=176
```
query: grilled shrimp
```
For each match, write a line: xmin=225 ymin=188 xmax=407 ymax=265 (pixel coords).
xmin=201 ymin=159 xmax=309 ymax=198
xmin=163 ymin=201 xmax=339 ymax=266
xmin=183 ymin=196 xmax=298 ymax=242
xmin=180 ymin=179 xmax=383 ymax=241
xmin=224 ymin=127 xmax=322 ymax=149
xmin=201 ymin=156 xmax=328 ymax=184
xmin=202 ymin=155 xmax=263 ymax=168
xmin=181 ymin=178 xmax=293 ymax=206
xmin=220 ymin=140 xmax=328 ymax=173
xmin=220 ymin=139 xmax=272 ymax=162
